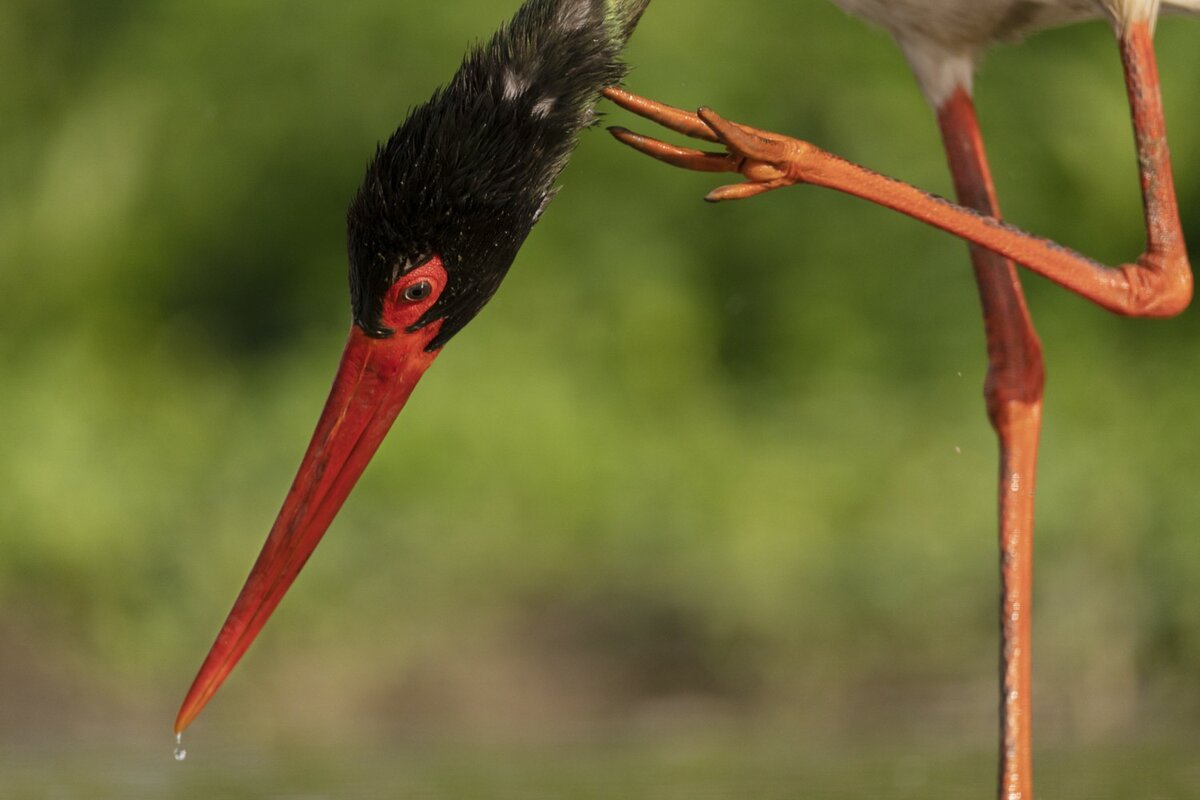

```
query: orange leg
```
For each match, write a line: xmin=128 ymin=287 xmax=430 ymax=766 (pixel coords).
xmin=602 ymin=22 xmax=1191 ymax=320
xmin=937 ymin=87 xmax=1042 ymax=800
xmin=604 ymin=16 xmax=1189 ymax=800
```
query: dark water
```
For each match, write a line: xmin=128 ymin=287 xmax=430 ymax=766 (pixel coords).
xmin=4 ymin=735 xmax=1199 ymax=799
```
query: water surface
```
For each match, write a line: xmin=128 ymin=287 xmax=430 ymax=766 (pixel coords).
xmin=4 ymin=734 xmax=1198 ymax=799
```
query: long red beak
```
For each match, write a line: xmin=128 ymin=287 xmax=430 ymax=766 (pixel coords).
xmin=175 ymin=318 xmax=442 ymax=734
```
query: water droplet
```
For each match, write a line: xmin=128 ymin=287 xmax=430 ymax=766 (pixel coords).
xmin=174 ymin=732 xmax=187 ymax=762
xmin=954 ymin=446 xmax=962 ymax=455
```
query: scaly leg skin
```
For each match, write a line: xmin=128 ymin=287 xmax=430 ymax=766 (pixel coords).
xmin=602 ymin=21 xmax=1192 ymax=319
xmin=938 ymin=86 xmax=1043 ymax=800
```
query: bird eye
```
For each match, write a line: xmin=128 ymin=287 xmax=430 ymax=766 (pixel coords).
xmin=402 ymin=280 xmax=433 ymax=303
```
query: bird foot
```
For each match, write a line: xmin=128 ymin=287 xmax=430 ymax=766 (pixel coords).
xmin=603 ymin=87 xmax=804 ymax=201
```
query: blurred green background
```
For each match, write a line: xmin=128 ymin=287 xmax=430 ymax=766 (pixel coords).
xmin=3 ymin=1 xmax=1200 ymax=796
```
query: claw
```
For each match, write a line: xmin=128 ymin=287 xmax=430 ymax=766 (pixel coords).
xmin=603 ymin=87 xmax=721 ymax=143
xmin=607 ymin=126 xmax=735 ymax=172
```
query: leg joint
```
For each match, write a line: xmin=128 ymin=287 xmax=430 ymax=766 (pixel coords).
xmin=1121 ymin=252 xmax=1193 ymax=318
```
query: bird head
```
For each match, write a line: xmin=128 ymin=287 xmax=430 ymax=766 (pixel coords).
xmin=175 ymin=0 xmax=648 ymax=735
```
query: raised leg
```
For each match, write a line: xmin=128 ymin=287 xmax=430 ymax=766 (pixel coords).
xmin=937 ymin=86 xmax=1043 ymax=800
xmin=603 ymin=21 xmax=1192 ymax=319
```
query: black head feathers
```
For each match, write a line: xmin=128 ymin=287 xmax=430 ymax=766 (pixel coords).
xmin=346 ymin=0 xmax=649 ymax=348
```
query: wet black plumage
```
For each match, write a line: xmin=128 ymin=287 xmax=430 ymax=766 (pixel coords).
xmin=347 ymin=0 xmax=649 ymax=347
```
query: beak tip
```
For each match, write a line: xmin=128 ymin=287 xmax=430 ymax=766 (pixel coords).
xmin=174 ymin=699 xmax=197 ymax=735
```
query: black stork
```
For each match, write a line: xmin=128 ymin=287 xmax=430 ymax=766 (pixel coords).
xmin=174 ymin=0 xmax=650 ymax=735
xmin=602 ymin=0 xmax=1195 ymax=797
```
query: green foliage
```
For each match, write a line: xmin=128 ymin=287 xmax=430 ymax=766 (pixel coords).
xmin=3 ymin=0 xmax=1200 ymax=750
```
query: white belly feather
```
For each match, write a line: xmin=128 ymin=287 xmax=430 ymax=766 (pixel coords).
xmin=828 ymin=0 xmax=1195 ymax=106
